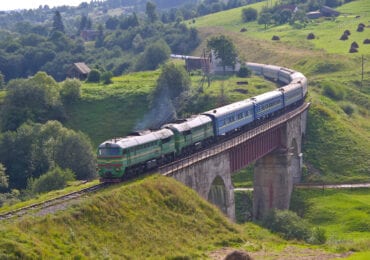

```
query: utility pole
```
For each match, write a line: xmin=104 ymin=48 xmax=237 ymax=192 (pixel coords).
xmin=361 ymin=55 xmax=364 ymax=88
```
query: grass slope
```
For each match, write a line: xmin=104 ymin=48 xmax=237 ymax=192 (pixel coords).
xmin=0 ymin=176 xmax=242 ymax=258
xmin=292 ymin=188 xmax=370 ymax=258
xmin=0 ymin=176 xmax=346 ymax=259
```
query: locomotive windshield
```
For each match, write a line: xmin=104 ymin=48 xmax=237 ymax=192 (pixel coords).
xmin=98 ymin=147 xmax=121 ymax=156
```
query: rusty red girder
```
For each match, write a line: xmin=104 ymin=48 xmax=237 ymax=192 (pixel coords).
xmin=229 ymin=125 xmax=283 ymax=173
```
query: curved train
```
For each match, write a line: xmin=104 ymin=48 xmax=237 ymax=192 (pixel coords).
xmin=97 ymin=62 xmax=308 ymax=182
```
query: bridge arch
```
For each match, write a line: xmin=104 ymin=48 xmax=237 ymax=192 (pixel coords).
xmin=208 ymin=176 xmax=227 ymax=214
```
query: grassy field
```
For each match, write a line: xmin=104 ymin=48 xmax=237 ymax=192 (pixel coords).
xmin=291 ymin=188 xmax=370 ymax=259
xmin=192 ymin=0 xmax=370 ymax=55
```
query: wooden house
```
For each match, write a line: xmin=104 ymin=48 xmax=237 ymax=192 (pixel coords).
xmin=67 ymin=62 xmax=91 ymax=80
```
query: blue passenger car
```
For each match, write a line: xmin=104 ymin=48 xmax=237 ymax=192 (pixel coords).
xmin=280 ymin=83 xmax=303 ymax=107
xmin=253 ymin=91 xmax=284 ymax=120
xmin=203 ymin=99 xmax=255 ymax=136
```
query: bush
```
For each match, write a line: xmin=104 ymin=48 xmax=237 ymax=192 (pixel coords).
xmin=60 ymin=78 xmax=81 ymax=103
xmin=340 ymin=102 xmax=356 ymax=116
xmin=308 ymin=227 xmax=327 ymax=245
xmin=27 ymin=166 xmax=75 ymax=194
xmin=322 ymin=84 xmax=345 ymax=100
xmin=262 ymin=209 xmax=311 ymax=241
xmin=237 ymin=66 xmax=251 ymax=78
xmin=86 ymin=69 xmax=101 ymax=83
xmin=242 ymin=8 xmax=258 ymax=22
xmin=101 ymin=71 xmax=113 ymax=85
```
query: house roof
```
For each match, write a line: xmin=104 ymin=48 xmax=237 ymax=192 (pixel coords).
xmin=73 ymin=62 xmax=91 ymax=74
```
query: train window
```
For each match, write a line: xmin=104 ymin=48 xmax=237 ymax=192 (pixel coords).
xmin=237 ymin=113 xmax=243 ymax=120
xmin=99 ymin=147 xmax=121 ymax=156
xmin=162 ymin=137 xmax=171 ymax=143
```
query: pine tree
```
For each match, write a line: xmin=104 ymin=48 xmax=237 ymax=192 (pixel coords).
xmin=52 ymin=11 xmax=65 ymax=33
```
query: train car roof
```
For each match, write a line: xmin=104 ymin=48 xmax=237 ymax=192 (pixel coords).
xmin=99 ymin=128 xmax=174 ymax=149
xmin=162 ymin=115 xmax=212 ymax=133
xmin=279 ymin=67 xmax=295 ymax=74
xmin=202 ymin=99 xmax=254 ymax=119
xmin=279 ymin=83 xmax=302 ymax=92
xmin=252 ymin=90 xmax=282 ymax=103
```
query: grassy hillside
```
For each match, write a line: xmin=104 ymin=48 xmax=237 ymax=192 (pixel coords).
xmin=66 ymin=70 xmax=276 ymax=147
xmin=291 ymin=188 xmax=370 ymax=258
xmin=0 ymin=176 xmax=350 ymax=259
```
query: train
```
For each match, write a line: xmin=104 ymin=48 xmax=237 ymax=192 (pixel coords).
xmin=97 ymin=62 xmax=307 ymax=182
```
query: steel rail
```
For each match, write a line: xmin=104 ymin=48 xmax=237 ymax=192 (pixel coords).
xmin=0 ymin=183 xmax=106 ymax=221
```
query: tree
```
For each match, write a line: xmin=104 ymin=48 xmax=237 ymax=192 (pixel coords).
xmin=0 ymin=71 xmax=5 ymax=89
xmin=0 ymin=163 xmax=9 ymax=191
xmin=258 ymin=12 xmax=272 ymax=30
xmin=95 ymin=24 xmax=104 ymax=48
xmin=86 ymin=69 xmax=101 ymax=83
xmin=54 ymin=129 xmax=96 ymax=180
xmin=78 ymin=15 xmax=92 ymax=34
xmin=207 ymin=35 xmax=238 ymax=73
xmin=146 ymin=1 xmax=158 ymax=23
xmin=27 ymin=166 xmax=75 ymax=194
xmin=242 ymin=7 xmax=258 ymax=22
xmin=52 ymin=11 xmax=65 ymax=33
xmin=136 ymin=39 xmax=171 ymax=71
xmin=101 ymin=71 xmax=113 ymax=85
xmin=1 ymin=72 xmax=65 ymax=131
xmin=60 ymin=78 xmax=81 ymax=103
xmin=155 ymin=63 xmax=190 ymax=100
xmin=0 ymin=121 xmax=96 ymax=189
xmin=105 ymin=16 xmax=120 ymax=30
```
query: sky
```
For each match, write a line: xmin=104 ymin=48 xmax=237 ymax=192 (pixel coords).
xmin=0 ymin=0 xmax=86 ymax=11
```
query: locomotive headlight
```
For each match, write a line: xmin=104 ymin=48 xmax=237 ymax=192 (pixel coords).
xmin=115 ymin=168 xmax=121 ymax=172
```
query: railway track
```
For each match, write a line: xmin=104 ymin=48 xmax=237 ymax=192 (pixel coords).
xmin=0 ymin=183 xmax=107 ymax=221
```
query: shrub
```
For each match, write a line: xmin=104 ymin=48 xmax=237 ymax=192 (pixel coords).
xmin=322 ymin=84 xmax=345 ymax=100
xmin=307 ymin=33 xmax=315 ymax=40
xmin=101 ymin=71 xmax=113 ymax=85
xmin=308 ymin=227 xmax=327 ymax=245
xmin=27 ymin=166 xmax=75 ymax=194
xmin=60 ymin=78 xmax=81 ymax=103
xmin=242 ymin=8 xmax=258 ymax=22
xmin=86 ymin=69 xmax=101 ymax=83
xmin=340 ymin=34 xmax=348 ymax=40
xmin=351 ymin=41 xmax=359 ymax=49
xmin=237 ymin=66 xmax=251 ymax=78
xmin=262 ymin=209 xmax=311 ymax=241
xmin=340 ymin=102 xmax=356 ymax=116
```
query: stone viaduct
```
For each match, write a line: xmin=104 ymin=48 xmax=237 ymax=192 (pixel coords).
xmin=159 ymin=103 xmax=309 ymax=221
